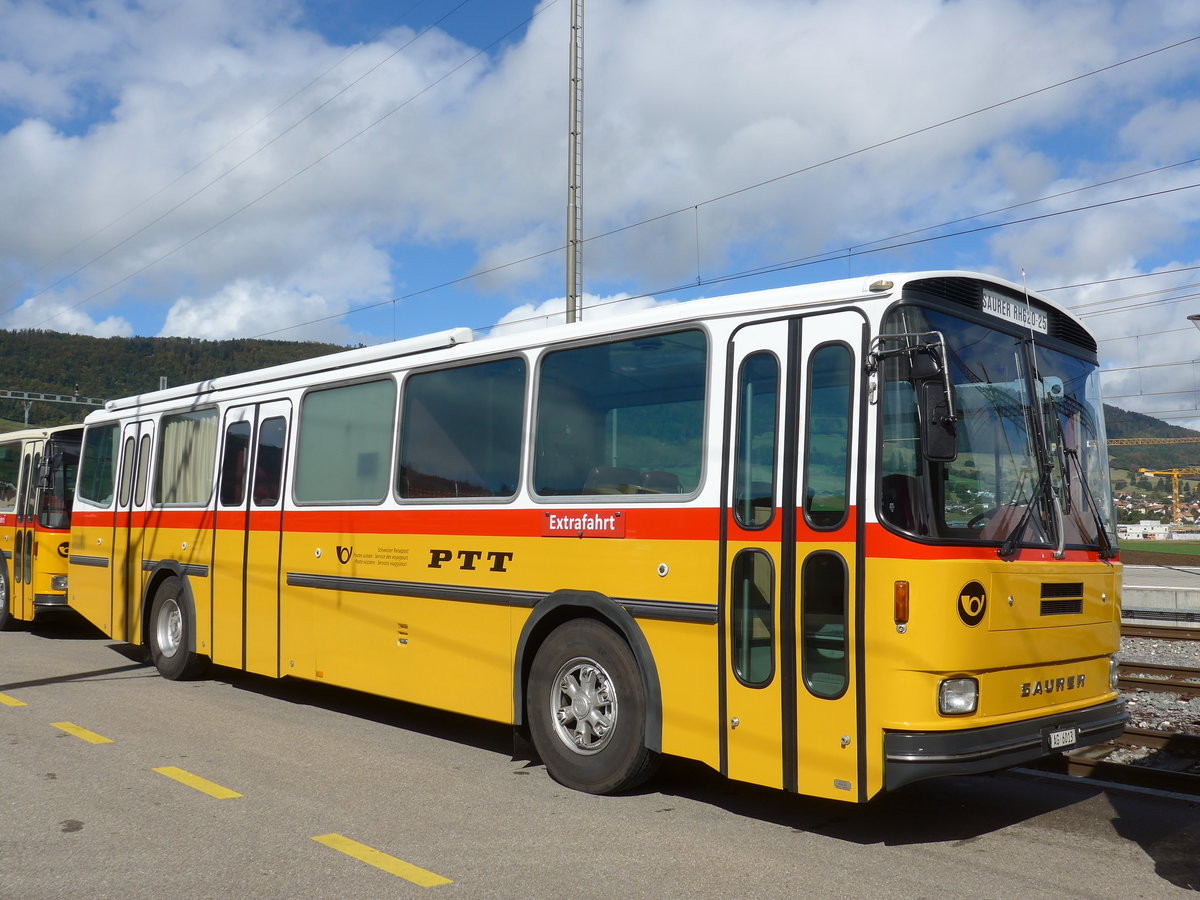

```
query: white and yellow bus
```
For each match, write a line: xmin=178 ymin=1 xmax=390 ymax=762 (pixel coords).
xmin=1 ymin=424 xmax=83 ymax=629
xmin=68 ymin=271 xmax=1125 ymax=801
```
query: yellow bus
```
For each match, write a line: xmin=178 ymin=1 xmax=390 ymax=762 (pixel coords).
xmin=68 ymin=271 xmax=1125 ymax=801
xmin=1 ymin=424 xmax=83 ymax=629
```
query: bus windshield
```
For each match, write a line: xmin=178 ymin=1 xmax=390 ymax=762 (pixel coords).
xmin=879 ymin=305 xmax=1117 ymax=553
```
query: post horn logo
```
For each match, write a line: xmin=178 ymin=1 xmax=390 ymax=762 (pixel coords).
xmin=336 ymin=546 xmax=352 ymax=565
xmin=958 ymin=581 xmax=986 ymax=626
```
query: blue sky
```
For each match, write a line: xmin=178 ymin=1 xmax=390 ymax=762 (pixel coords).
xmin=0 ymin=0 xmax=1198 ymax=426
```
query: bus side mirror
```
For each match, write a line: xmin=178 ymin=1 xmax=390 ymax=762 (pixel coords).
xmin=919 ymin=379 xmax=958 ymax=462
xmin=912 ymin=348 xmax=957 ymax=463
xmin=37 ymin=455 xmax=53 ymax=491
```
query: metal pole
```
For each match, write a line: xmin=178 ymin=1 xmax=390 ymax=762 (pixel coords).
xmin=565 ymin=0 xmax=584 ymax=323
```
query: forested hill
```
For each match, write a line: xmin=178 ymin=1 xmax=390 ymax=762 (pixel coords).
xmin=1104 ymin=404 xmax=1200 ymax=471
xmin=0 ymin=328 xmax=346 ymax=427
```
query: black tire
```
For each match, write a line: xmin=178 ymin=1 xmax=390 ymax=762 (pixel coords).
xmin=148 ymin=576 xmax=208 ymax=680
xmin=527 ymin=619 xmax=659 ymax=794
xmin=0 ymin=561 xmax=15 ymax=631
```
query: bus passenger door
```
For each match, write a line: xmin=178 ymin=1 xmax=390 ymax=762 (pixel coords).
xmin=113 ymin=421 xmax=154 ymax=643
xmin=792 ymin=310 xmax=863 ymax=801
xmin=722 ymin=321 xmax=789 ymax=789
xmin=213 ymin=401 xmax=290 ymax=675
xmin=13 ymin=440 xmax=41 ymax=622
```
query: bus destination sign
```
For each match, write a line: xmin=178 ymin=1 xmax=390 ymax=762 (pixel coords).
xmin=981 ymin=289 xmax=1048 ymax=334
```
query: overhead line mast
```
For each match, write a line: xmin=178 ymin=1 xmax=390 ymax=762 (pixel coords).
xmin=565 ymin=0 xmax=584 ymax=323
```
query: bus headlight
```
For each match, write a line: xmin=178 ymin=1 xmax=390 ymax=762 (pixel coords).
xmin=1110 ymin=657 xmax=1120 ymax=691
xmin=51 ymin=575 xmax=68 ymax=592
xmin=938 ymin=677 xmax=978 ymax=716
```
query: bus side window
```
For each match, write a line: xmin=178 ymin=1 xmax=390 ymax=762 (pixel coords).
xmin=156 ymin=410 xmax=219 ymax=506
xmin=801 ymin=551 xmax=848 ymax=699
xmin=533 ymin=330 xmax=707 ymax=497
xmin=0 ymin=441 xmax=19 ymax=511
xmin=78 ymin=424 xmax=119 ymax=507
xmin=733 ymin=352 xmax=779 ymax=528
xmin=220 ymin=421 xmax=251 ymax=507
xmin=803 ymin=343 xmax=852 ymax=529
xmin=295 ymin=379 xmax=395 ymax=504
xmin=730 ymin=549 xmax=775 ymax=687
xmin=134 ymin=434 xmax=151 ymax=506
xmin=253 ymin=417 xmax=286 ymax=507
xmin=397 ymin=358 xmax=525 ymax=499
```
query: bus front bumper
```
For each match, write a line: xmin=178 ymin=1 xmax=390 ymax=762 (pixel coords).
xmin=33 ymin=593 xmax=70 ymax=610
xmin=883 ymin=698 xmax=1127 ymax=791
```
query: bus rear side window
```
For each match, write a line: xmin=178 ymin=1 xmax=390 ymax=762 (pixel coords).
xmin=78 ymin=424 xmax=119 ymax=507
xmin=534 ymin=330 xmax=707 ymax=496
xmin=398 ymin=358 xmax=525 ymax=499
xmin=296 ymin=380 xmax=396 ymax=503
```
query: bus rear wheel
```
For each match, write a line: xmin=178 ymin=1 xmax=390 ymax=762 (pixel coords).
xmin=527 ymin=619 xmax=658 ymax=794
xmin=148 ymin=576 xmax=208 ymax=680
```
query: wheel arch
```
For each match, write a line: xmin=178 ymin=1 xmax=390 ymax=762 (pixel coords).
xmin=513 ymin=590 xmax=663 ymax=753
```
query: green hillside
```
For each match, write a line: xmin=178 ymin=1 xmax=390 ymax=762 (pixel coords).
xmin=1103 ymin=404 xmax=1200 ymax=471
xmin=0 ymin=329 xmax=348 ymax=428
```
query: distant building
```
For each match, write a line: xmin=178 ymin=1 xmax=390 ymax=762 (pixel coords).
xmin=1118 ymin=520 xmax=1171 ymax=541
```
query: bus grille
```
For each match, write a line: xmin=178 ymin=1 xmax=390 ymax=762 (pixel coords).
xmin=1040 ymin=582 xmax=1083 ymax=616
xmin=1041 ymin=598 xmax=1084 ymax=616
xmin=1041 ymin=582 xmax=1084 ymax=598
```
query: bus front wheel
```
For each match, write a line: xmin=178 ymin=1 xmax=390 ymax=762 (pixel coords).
xmin=148 ymin=577 xmax=208 ymax=680
xmin=527 ymin=619 xmax=658 ymax=794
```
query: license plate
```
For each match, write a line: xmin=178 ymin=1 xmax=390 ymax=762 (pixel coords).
xmin=1048 ymin=727 xmax=1077 ymax=749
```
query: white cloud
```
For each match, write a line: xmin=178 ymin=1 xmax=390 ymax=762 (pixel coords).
xmin=489 ymin=291 xmax=676 ymax=336
xmin=3 ymin=291 xmax=132 ymax=337
xmin=0 ymin=0 xmax=1193 ymax=443
xmin=158 ymin=279 xmax=351 ymax=342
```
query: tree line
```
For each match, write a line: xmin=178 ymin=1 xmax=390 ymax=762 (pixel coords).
xmin=0 ymin=328 xmax=345 ymax=427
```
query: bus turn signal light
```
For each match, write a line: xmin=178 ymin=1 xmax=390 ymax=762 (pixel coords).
xmin=894 ymin=581 xmax=910 ymax=625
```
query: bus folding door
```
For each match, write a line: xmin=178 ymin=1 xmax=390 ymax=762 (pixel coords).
xmin=721 ymin=310 xmax=865 ymax=800
xmin=212 ymin=401 xmax=290 ymax=675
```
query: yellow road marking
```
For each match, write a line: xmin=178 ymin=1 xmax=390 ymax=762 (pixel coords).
xmin=0 ymin=692 xmax=26 ymax=707
xmin=152 ymin=766 xmax=243 ymax=799
xmin=51 ymin=722 xmax=113 ymax=744
xmin=312 ymin=833 xmax=452 ymax=887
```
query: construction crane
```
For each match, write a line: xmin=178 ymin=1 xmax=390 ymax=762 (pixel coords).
xmin=1136 ymin=467 xmax=1200 ymax=524
xmin=1110 ymin=437 xmax=1200 ymax=445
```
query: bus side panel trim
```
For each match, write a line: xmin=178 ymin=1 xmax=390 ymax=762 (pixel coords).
xmin=285 ymin=572 xmax=718 ymax=624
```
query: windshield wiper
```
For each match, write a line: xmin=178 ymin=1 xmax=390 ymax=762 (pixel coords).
xmin=1064 ymin=446 xmax=1118 ymax=560
xmin=997 ymin=468 xmax=1061 ymax=559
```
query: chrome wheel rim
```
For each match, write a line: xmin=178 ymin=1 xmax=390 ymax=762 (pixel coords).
xmin=549 ymin=656 xmax=617 ymax=755
xmin=156 ymin=597 xmax=183 ymax=658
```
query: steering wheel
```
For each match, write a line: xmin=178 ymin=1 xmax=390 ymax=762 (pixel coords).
xmin=966 ymin=508 xmax=998 ymax=529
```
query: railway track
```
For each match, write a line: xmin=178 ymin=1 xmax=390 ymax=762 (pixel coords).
xmin=1029 ymin=727 xmax=1200 ymax=797
xmin=1121 ymin=623 xmax=1200 ymax=641
xmin=1117 ymin=661 xmax=1200 ymax=699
